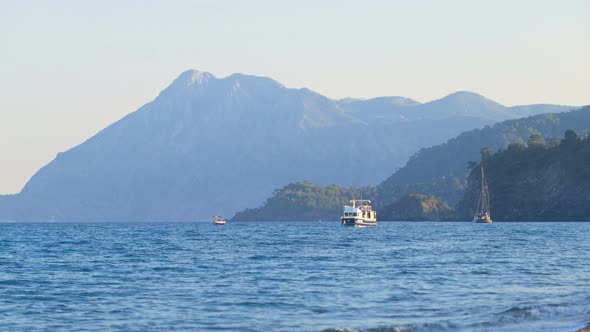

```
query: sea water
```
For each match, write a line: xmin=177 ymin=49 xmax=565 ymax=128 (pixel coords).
xmin=0 ymin=222 xmax=589 ymax=331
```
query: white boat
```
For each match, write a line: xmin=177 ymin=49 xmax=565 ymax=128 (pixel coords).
xmin=341 ymin=199 xmax=377 ymax=227
xmin=473 ymin=166 xmax=492 ymax=223
xmin=213 ymin=215 xmax=227 ymax=225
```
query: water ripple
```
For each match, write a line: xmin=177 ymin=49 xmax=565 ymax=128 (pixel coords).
xmin=0 ymin=221 xmax=589 ymax=331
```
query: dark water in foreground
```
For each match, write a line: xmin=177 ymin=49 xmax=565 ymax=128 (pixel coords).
xmin=0 ymin=222 xmax=589 ymax=331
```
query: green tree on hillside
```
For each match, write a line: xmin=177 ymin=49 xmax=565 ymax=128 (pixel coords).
xmin=527 ymin=133 xmax=545 ymax=148
xmin=562 ymin=129 xmax=579 ymax=145
xmin=480 ymin=148 xmax=494 ymax=161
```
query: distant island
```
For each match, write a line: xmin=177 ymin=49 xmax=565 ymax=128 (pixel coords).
xmin=231 ymin=184 xmax=455 ymax=222
xmin=232 ymin=182 xmax=375 ymax=221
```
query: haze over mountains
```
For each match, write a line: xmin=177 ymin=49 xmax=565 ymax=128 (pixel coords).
xmin=0 ymin=70 xmax=575 ymax=221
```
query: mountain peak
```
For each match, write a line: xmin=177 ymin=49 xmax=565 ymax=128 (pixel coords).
xmin=443 ymin=91 xmax=489 ymax=100
xmin=225 ymin=73 xmax=286 ymax=91
xmin=449 ymin=90 xmax=482 ymax=96
xmin=431 ymin=91 xmax=505 ymax=108
xmin=176 ymin=69 xmax=215 ymax=86
xmin=156 ymin=69 xmax=216 ymax=99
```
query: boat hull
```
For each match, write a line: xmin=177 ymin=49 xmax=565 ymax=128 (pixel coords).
xmin=474 ymin=217 xmax=492 ymax=223
xmin=213 ymin=214 xmax=227 ymax=225
xmin=341 ymin=218 xmax=377 ymax=227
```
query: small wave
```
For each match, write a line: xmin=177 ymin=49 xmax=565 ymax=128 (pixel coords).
xmin=497 ymin=302 xmax=590 ymax=323
xmin=151 ymin=266 xmax=190 ymax=272
xmin=322 ymin=301 xmax=590 ymax=332
xmin=249 ymin=254 xmax=270 ymax=260
xmin=0 ymin=279 xmax=22 ymax=286
xmin=321 ymin=322 xmax=459 ymax=332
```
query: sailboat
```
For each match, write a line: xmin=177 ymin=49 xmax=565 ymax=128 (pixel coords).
xmin=473 ymin=166 xmax=492 ymax=223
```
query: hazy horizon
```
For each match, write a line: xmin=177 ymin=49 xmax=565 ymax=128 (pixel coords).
xmin=1 ymin=0 xmax=589 ymax=194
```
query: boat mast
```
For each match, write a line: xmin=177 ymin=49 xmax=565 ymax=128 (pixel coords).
xmin=473 ymin=166 xmax=484 ymax=221
xmin=481 ymin=166 xmax=484 ymax=198
xmin=483 ymin=167 xmax=491 ymax=217
xmin=480 ymin=167 xmax=490 ymax=216
xmin=482 ymin=167 xmax=486 ymax=214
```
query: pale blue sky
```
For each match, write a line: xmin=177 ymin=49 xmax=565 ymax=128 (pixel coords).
xmin=1 ymin=0 xmax=589 ymax=194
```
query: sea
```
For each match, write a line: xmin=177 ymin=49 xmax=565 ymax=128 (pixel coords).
xmin=0 ymin=221 xmax=589 ymax=332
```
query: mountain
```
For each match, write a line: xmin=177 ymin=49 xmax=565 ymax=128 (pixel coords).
xmin=411 ymin=91 xmax=511 ymax=121
xmin=457 ymin=130 xmax=590 ymax=220
xmin=377 ymin=106 xmax=590 ymax=207
xmin=338 ymin=91 xmax=573 ymax=125
xmin=0 ymin=70 xmax=576 ymax=221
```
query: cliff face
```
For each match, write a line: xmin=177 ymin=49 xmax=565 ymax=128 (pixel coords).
xmin=457 ymin=131 xmax=590 ymax=221
xmin=380 ymin=194 xmax=454 ymax=221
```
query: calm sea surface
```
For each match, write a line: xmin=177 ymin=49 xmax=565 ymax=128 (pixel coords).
xmin=0 ymin=222 xmax=589 ymax=331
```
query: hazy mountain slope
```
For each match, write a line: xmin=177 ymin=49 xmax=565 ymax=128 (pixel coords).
xmin=339 ymin=91 xmax=573 ymax=125
xmin=0 ymin=70 xmax=578 ymax=221
xmin=402 ymin=92 xmax=573 ymax=121
xmin=338 ymin=96 xmax=421 ymax=124
xmin=8 ymin=71 xmax=359 ymax=221
xmin=507 ymin=104 xmax=576 ymax=118
xmin=412 ymin=91 xmax=511 ymax=121
xmin=0 ymin=195 xmax=18 ymax=221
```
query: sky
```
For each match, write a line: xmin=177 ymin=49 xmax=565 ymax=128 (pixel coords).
xmin=0 ymin=0 xmax=589 ymax=194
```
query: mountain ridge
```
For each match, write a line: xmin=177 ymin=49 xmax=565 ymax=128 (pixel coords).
xmin=0 ymin=69 xmax=577 ymax=221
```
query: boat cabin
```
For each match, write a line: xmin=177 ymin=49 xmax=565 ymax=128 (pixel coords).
xmin=341 ymin=199 xmax=377 ymax=226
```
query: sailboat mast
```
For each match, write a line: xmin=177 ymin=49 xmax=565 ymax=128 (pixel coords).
xmin=483 ymin=167 xmax=487 ymax=213
xmin=480 ymin=166 xmax=490 ymax=215
xmin=484 ymin=168 xmax=491 ymax=216
xmin=481 ymin=166 xmax=484 ymax=194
